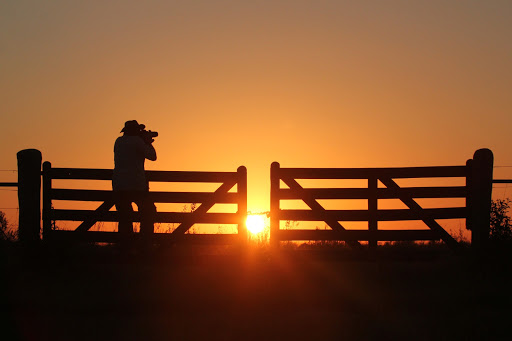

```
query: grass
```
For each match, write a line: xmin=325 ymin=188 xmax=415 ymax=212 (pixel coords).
xmin=1 ymin=241 xmax=511 ymax=340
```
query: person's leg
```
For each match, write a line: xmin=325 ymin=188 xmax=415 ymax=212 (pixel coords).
xmin=137 ymin=192 xmax=156 ymax=235
xmin=114 ymin=192 xmax=135 ymax=238
xmin=135 ymin=191 xmax=156 ymax=248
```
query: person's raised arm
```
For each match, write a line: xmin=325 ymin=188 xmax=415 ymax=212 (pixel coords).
xmin=144 ymin=143 xmax=157 ymax=161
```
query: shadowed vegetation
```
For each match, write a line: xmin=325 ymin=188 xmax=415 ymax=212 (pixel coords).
xmin=1 ymin=241 xmax=512 ymax=341
xmin=490 ymin=198 xmax=512 ymax=243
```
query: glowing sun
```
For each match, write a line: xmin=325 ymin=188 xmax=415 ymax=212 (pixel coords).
xmin=246 ymin=214 xmax=265 ymax=234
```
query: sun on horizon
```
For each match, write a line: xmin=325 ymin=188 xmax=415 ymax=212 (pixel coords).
xmin=246 ymin=214 xmax=266 ymax=235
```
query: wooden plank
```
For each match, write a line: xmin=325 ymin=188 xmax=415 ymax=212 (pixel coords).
xmin=279 ymin=207 xmax=467 ymax=222
xmin=378 ymin=207 xmax=467 ymax=220
xmin=0 ymin=182 xmax=18 ymax=187
xmin=47 ymin=230 xmax=239 ymax=244
xmin=380 ymin=177 xmax=460 ymax=249
xmin=278 ymin=209 xmax=366 ymax=221
xmin=48 ymin=168 xmax=113 ymax=180
xmin=147 ymin=170 xmax=238 ymax=183
xmin=50 ymin=210 xmax=241 ymax=224
xmin=378 ymin=186 xmax=468 ymax=199
xmin=492 ymin=179 xmax=512 ymax=184
xmin=279 ymin=188 xmax=371 ymax=200
xmin=276 ymin=229 xmax=440 ymax=241
xmin=278 ymin=186 xmax=467 ymax=200
xmin=150 ymin=191 xmax=240 ymax=204
xmin=49 ymin=168 xmax=238 ymax=182
xmin=157 ymin=212 xmax=241 ymax=224
xmin=156 ymin=233 xmax=240 ymax=245
xmin=278 ymin=166 xmax=467 ymax=180
xmin=50 ymin=189 xmax=240 ymax=204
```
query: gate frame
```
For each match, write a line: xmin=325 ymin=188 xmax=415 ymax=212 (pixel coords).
xmin=42 ymin=162 xmax=247 ymax=245
xmin=270 ymin=149 xmax=494 ymax=249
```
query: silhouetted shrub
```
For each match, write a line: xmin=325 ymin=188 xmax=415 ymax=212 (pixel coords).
xmin=490 ymin=199 xmax=512 ymax=242
xmin=0 ymin=210 xmax=15 ymax=241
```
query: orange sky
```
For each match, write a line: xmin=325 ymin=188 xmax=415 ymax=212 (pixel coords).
xmin=1 ymin=1 xmax=512 ymax=227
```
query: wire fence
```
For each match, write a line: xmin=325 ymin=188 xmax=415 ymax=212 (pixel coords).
xmin=492 ymin=165 xmax=512 ymax=199
xmin=0 ymin=177 xmax=19 ymax=228
xmin=492 ymin=169 xmax=511 ymax=200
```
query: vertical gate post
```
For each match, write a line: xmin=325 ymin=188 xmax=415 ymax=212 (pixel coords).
xmin=237 ymin=166 xmax=248 ymax=246
xmin=42 ymin=161 xmax=52 ymax=241
xmin=368 ymin=176 xmax=378 ymax=249
xmin=469 ymin=148 xmax=494 ymax=249
xmin=270 ymin=162 xmax=280 ymax=248
xmin=465 ymin=158 xmax=473 ymax=232
xmin=17 ymin=149 xmax=42 ymax=244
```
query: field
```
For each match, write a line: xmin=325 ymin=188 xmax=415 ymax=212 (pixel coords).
xmin=2 ymin=243 xmax=511 ymax=341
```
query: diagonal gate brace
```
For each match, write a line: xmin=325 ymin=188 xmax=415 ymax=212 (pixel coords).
xmin=168 ymin=180 xmax=237 ymax=243
xmin=75 ymin=200 xmax=115 ymax=232
xmin=379 ymin=177 xmax=459 ymax=249
xmin=281 ymin=176 xmax=362 ymax=248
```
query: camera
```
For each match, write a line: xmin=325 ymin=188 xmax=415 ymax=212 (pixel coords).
xmin=139 ymin=125 xmax=158 ymax=144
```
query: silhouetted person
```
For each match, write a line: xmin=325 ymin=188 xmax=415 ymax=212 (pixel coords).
xmin=112 ymin=120 xmax=157 ymax=250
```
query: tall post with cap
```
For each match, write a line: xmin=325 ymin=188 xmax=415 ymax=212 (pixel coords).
xmin=468 ymin=148 xmax=494 ymax=249
xmin=17 ymin=149 xmax=42 ymax=244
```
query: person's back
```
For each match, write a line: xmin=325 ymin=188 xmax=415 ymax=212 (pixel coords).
xmin=113 ymin=135 xmax=156 ymax=191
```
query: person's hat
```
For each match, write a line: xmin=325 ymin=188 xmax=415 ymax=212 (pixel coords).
xmin=121 ymin=120 xmax=144 ymax=133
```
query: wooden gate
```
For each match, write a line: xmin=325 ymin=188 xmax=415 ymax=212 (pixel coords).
xmin=270 ymin=149 xmax=494 ymax=248
xmin=42 ymin=162 xmax=247 ymax=244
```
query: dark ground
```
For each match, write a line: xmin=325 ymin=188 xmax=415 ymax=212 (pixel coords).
xmin=1 ymin=243 xmax=511 ymax=341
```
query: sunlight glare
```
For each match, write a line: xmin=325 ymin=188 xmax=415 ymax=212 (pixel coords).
xmin=246 ymin=214 xmax=265 ymax=234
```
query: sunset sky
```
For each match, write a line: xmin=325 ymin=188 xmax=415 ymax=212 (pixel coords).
xmin=1 ymin=1 xmax=511 ymax=226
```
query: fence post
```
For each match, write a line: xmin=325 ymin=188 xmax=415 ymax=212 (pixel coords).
xmin=465 ymin=159 xmax=473 ymax=233
xmin=42 ymin=161 xmax=52 ymax=241
xmin=368 ymin=176 xmax=378 ymax=249
xmin=469 ymin=148 xmax=493 ymax=249
xmin=17 ymin=149 xmax=42 ymax=244
xmin=237 ymin=166 xmax=248 ymax=246
xmin=270 ymin=162 xmax=280 ymax=248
